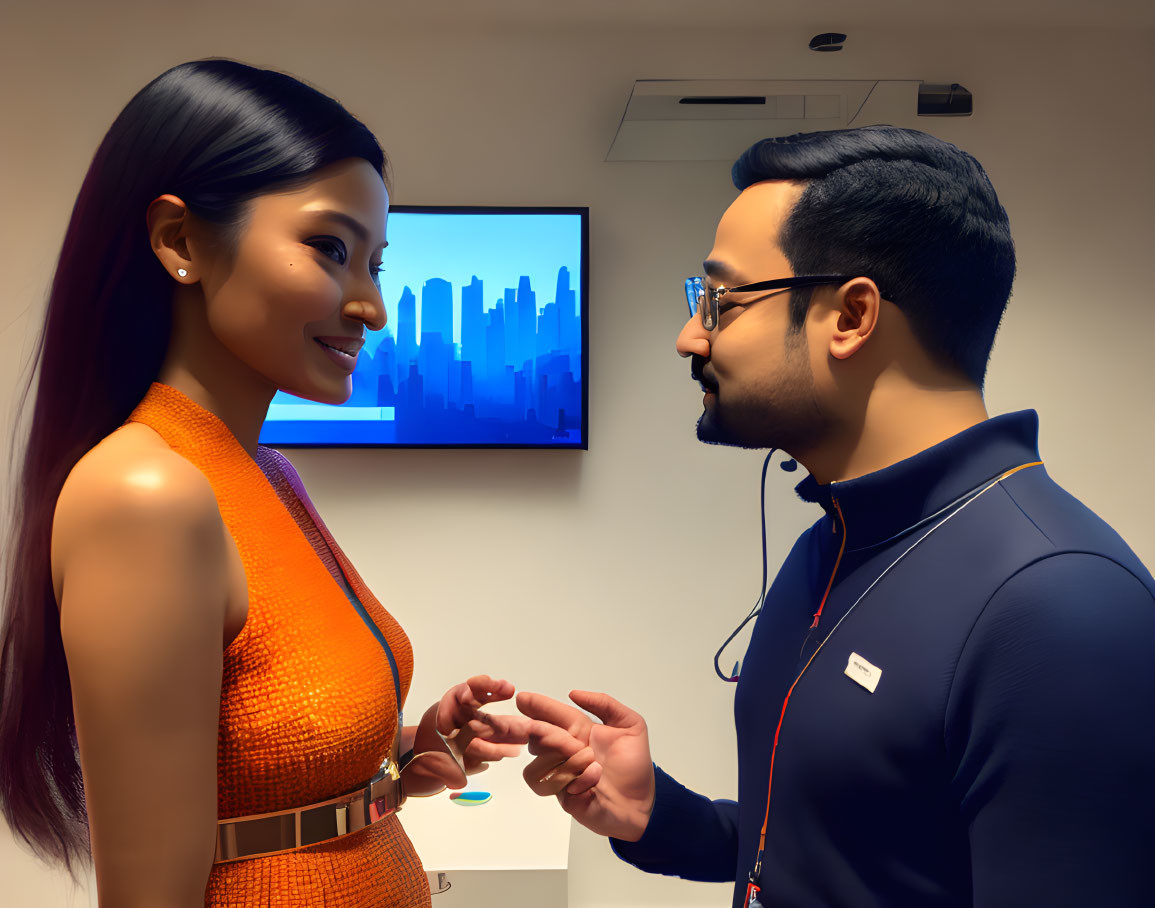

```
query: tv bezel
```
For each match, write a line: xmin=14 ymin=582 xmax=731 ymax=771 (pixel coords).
xmin=264 ymin=204 xmax=589 ymax=451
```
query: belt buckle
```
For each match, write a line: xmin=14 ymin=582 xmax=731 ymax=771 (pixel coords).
xmin=299 ymin=800 xmax=351 ymax=847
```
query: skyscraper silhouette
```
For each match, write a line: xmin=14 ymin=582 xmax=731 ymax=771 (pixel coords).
xmin=461 ymin=275 xmax=485 ymax=378
xmin=422 ymin=278 xmax=453 ymax=345
xmin=557 ymin=266 xmax=580 ymax=356
xmin=396 ymin=286 xmax=418 ymax=379
xmin=485 ymin=300 xmax=506 ymax=387
xmin=516 ymin=277 xmax=536 ymax=370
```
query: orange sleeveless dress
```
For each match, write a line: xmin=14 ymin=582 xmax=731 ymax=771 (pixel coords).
xmin=125 ymin=382 xmax=432 ymax=908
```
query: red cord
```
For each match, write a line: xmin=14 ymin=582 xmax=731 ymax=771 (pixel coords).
xmin=809 ymin=499 xmax=847 ymax=629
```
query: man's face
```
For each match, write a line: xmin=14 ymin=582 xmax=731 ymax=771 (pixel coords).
xmin=676 ymin=180 xmax=829 ymax=452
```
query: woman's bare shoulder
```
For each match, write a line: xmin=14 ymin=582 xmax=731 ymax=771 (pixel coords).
xmin=57 ymin=423 xmax=218 ymax=521
xmin=52 ymin=424 xmax=224 ymax=595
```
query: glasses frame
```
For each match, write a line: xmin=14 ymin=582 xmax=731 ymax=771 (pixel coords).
xmin=685 ymin=274 xmax=863 ymax=331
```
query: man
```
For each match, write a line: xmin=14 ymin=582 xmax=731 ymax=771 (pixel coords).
xmin=515 ymin=126 xmax=1155 ymax=907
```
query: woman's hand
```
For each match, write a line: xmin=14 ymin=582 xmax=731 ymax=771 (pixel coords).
xmin=438 ymin=675 xmax=532 ymax=774
xmin=400 ymin=675 xmax=531 ymax=797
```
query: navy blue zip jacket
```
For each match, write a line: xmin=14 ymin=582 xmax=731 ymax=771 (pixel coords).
xmin=612 ymin=411 xmax=1155 ymax=907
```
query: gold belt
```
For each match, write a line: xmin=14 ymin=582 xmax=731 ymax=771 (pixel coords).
xmin=214 ymin=756 xmax=406 ymax=863
xmin=214 ymin=703 xmax=461 ymax=863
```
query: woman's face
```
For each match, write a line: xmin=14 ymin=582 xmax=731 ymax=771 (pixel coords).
xmin=190 ymin=156 xmax=389 ymax=405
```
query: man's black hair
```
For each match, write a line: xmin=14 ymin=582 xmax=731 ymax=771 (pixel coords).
xmin=732 ymin=125 xmax=1015 ymax=387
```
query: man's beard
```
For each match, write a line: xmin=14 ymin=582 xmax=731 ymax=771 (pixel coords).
xmin=690 ymin=350 xmax=825 ymax=452
xmin=690 ymin=353 xmax=739 ymax=446
xmin=695 ymin=396 xmax=766 ymax=449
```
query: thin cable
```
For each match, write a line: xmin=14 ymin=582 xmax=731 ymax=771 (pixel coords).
xmin=713 ymin=449 xmax=776 ymax=682
xmin=846 ymin=80 xmax=879 ymax=127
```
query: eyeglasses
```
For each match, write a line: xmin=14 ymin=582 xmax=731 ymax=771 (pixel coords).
xmin=684 ymin=274 xmax=857 ymax=331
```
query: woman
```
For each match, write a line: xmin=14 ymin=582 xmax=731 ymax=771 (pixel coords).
xmin=0 ymin=58 xmax=528 ymax=906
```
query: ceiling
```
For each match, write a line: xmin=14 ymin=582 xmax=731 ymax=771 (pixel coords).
xmin=367 ymin=0 xmax=1153 ymax=30
xmin=26 ymin=0 xmax=1151 ymax=36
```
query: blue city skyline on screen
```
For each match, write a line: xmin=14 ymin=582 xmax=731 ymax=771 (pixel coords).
xmin=259 ymin=208 xmax=587 ymax=448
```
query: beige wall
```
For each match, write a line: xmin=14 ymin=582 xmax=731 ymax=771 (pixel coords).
xmin=2 ymin=3 xmax=1152 ymax=906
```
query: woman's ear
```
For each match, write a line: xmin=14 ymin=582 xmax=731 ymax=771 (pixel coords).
xmin=829 ymin=278 xmax=881 ymax=361
xmin=146 ymin=194 xmax=196 ymax=283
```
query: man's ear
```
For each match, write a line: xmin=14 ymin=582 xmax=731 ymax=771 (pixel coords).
xmin=829 ymin=278 xmax=881 ymax=361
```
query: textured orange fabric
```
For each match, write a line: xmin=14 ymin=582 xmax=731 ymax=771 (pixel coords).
xmin=125 ymin=382 xmax=431 ymax=907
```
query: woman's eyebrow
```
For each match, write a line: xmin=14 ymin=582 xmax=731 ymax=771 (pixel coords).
xmin=305 ymin=209 xmax=387 ymax=251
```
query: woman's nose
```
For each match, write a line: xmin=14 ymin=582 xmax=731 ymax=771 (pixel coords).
xmin=343 ymin=297 xmax=387 ymax=332
xmin=676 ymin=314 xmax=711 ymax=359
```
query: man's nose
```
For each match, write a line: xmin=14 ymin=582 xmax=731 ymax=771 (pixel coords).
xmin=676 ymin=314 xmax=711 ymax=359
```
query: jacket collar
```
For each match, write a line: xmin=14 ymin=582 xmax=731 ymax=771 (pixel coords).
xmin=794 ymin=410 xmax=1042 ymax=551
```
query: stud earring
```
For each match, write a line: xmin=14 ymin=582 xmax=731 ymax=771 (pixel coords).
xmin=177 ymin=268 xmax=188 ymax=278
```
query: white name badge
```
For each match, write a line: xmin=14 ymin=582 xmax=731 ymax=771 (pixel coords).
xmin=844 ymin=652 xmax=882 ymax=693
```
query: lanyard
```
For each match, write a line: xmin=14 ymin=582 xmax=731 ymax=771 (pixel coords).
xmin=270 ymin=447 xmax=405 ymax=724
xmin=747 ymin=460 xmax=1043 ymax=892
xmin=313 ymin=513 xmax=404 ymax=722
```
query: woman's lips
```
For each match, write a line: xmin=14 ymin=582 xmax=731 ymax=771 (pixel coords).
xmin=314 ymin=336 xmax=361 ymax=371
xmin=314 ymin=335 xmax=364 ymax=355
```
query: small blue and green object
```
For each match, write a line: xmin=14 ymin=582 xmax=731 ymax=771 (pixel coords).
xmin=449 ymin=791 xmax=492 ymax=806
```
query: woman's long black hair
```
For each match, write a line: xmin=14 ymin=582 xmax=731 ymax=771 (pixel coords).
xmin=0 ymin=57 xmax=387 ymax=873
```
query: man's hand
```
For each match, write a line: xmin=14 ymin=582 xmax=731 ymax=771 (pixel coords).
xmin=402 ymin=675 xmax=531 ymax=797
xmin=516 ymin=689 xmax=655 ymax=842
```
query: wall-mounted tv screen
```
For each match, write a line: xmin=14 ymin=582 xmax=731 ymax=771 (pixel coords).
xmin=259 ymin=206 xmax=588 ymax=449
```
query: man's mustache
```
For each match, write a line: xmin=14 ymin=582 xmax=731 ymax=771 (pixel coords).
xmin=690 ymin=354 xmax=718 ymax=392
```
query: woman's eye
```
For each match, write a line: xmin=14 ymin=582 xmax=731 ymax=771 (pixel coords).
xmin=311 ymin=238 xmax=347 ymax=265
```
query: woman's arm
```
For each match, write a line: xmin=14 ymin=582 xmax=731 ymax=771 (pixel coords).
xmin=53 ymin=443 xmax=230 ymax=907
